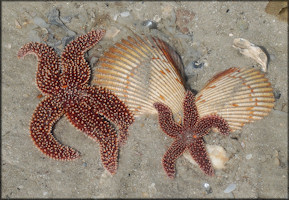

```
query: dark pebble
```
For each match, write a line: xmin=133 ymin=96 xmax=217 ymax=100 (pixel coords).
xmin=191 ymin=61 xmax=204 ymax=69
xmin=273 ymin=89 xmax=281 ymax=100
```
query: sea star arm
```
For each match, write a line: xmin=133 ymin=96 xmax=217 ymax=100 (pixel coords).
xmin=60 ymin=30 xmax=106 ymax=87
xmin=18 ymin=42 xmax=61 ymax=95
xmin=153 ymin=102 xmax=183 ymax=138
xmin=30 ymin=96 xmax=80 ymax=160
xmin=95 ymin=117 xmax=119 ymax=174
xmin=183 ymin=90 xmax=199 ymax=129
xmin=188 ymin=138 xmax=214 ymax=176
xmin=193 ymin=115 xmax=230 ymax=138
xmin=162 ymin=139 xmax=186 ymax=178
xmin=84 ymin=86 xmax=134 ymax=146
xmin=65 ymin=98 xmax=119 ymax=174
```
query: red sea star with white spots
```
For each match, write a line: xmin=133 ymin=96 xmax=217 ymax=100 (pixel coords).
xmin=154 ymin=90 xmax=230 ymax=178
xmin=18 ymin=30 xmax=134 ymax=174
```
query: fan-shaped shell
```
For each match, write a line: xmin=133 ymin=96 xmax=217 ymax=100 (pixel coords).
xmin=195 ymin=67 xmax=274 ymax=132
xmin=93 ymin=35 xmax=274 ymax=132
xmin=93 ymin=35 xmax=186 ymax=117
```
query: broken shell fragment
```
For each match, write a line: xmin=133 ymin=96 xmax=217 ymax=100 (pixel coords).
xmin=15 ymin=19 xmax=22 ymax=29
xmin=224 ymin=183 xmax=237 ymax=193
xmin=233 ymin=38 xmax=268 ymax=72
xmin=104 ymin=27 xmax=120 ymax=39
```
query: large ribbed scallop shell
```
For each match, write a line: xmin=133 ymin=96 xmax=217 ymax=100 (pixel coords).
xmin=93 ymin=35 xmax=186 ymax=117
xmin=195 ymin=67 xmax=274 ymax=132
xmin=93 ymin=35 xmax=274 ymax=132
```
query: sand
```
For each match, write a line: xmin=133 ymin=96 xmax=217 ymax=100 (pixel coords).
xmin=2 ymin=1 xmax=287 ymax=198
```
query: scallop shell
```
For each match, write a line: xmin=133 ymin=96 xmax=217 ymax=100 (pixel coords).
xmin=195 ymin=67 xmax=274 ymax=132
xmin=94 ymin=35 xmax=186 ymax=117
xmin=93 ymin=35 xmax=274 ymax=132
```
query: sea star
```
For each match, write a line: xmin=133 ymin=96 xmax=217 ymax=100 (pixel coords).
xmin=154 ymin=90 xmax=230 ymax=178
xmin=17 ymin=30 xmax=134 ymax=174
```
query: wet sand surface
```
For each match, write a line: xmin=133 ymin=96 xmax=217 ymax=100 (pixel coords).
xmin=2 ymin=1 xmax=287 ymax=198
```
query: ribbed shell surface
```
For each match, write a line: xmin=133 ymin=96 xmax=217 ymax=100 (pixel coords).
xmin=94 ymin=35 xmax=186 ymax=116
xmin=93 ymin=35 xmax=274 ymax=132
xmin=195 ymin=67 xmax=274 ymax=132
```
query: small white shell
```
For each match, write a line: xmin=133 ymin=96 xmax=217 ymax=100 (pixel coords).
xmin=183 ymin=144 xmax=229 ymax=170
xmin=224 ymin=183 xmax=237 ymax=193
